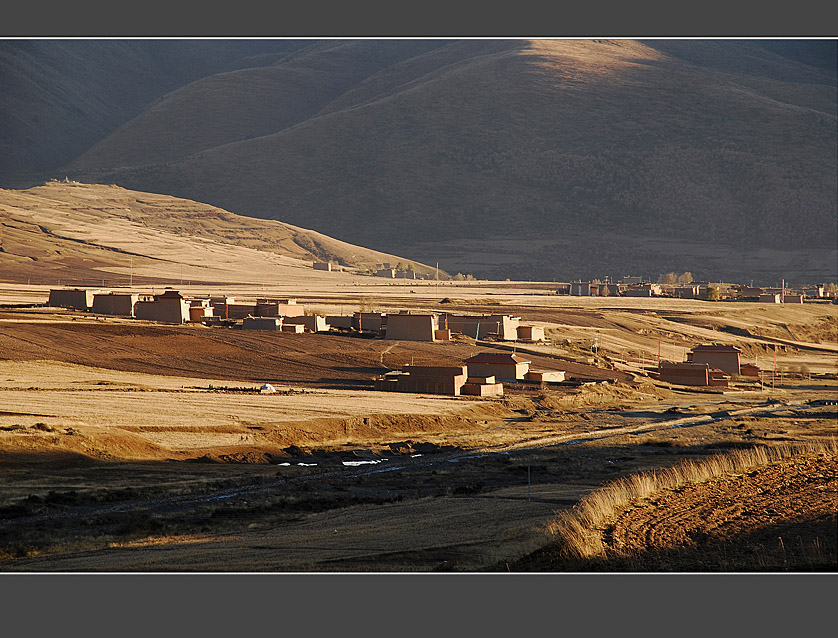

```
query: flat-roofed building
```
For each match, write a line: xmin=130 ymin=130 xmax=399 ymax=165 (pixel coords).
xmin=465 ymin=352 xmax=531 ymax=381
xmin=570 ymin=282 xmax=592 ymax=296
xmin=226 ymin=303 xmax=258 ymax=319
xmin=326 ymin=315 xmax=354 ymax=329
xmin=623 ymin=283 xmax=662 ymax=297
xmin=783 ymin=294 xmax=804 ymax=304
xmin=92 ymin=292 xmax=139 ymax=316
xmin=284 ymin=315 xmax=330 ymax=333
xmin=738 ymin=286 xmax=764 ymax=298
xmin=313 ymin=262 xmax=332 ymax=271
xmin=280 ymin=323 xmax=305 ymax=333
xmin=517 ymin=325 xmax=545 ymax=342
xmin=189 ymin=305 xmax=213 ymax=322
xmin=48 ymin=288 xmax=103 ymax=311
xmin=597 ymin=283 xmax=621 ymax=297
xmin=209 ymin=296 xmax=236 ymax=318
xmin=443 ymin=314 xmax=520 ymax=340
xmin=801 ymin=285 xmax=825 ymax=299
xmin=256 ymin=298 xmax=306 ymax=318
xmin=134 ymin=290 xmax=190 ymax=324
xmin=658 ymin=361 xmax=712 ymax=386
xmin=673 ymin=285 xmax=701 ymax=299
xmin=687 ymin=343 xmax=741 ymax=376
xmin=187 ymin=299 xmax=213 ymax=323
xmin=385 ymin=313 xmax=438 ymax=341
xmin=462 ymin=375 xmax=504 ymax=396
xmin=242 ymin=317 xmax=283 ymax=331
xmin=740 ymin=363 xmax=761 ymax=378
xmin=374 ymin=365 xmax=468 ymax=396
xmin=525 ymin=370 xmax=566 ymax=383
xmin=354 ymin=312 xmax=386 ymax=334
xmin=759 ymin=293 xmax=781 ymax=304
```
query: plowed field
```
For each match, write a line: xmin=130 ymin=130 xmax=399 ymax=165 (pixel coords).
xmin=0 ymin=315 xmax=627 ymax=387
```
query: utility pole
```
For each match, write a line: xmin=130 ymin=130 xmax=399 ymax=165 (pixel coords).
xmin=130 ymin=257 xmax=133 ymax=288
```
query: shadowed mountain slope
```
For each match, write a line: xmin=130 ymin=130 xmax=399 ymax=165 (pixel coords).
xmin=0 ymin=39 xmax=308 ymax=182
xmin=4 ymin=39 xmax=836 ymax=283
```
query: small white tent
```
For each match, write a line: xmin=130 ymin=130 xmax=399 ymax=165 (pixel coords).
xmin=260 ymin=383 xmax=276 ymax=394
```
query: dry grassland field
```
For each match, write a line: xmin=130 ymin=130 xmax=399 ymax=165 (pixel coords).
xmin=0 ymin=184 xmax=836 ymax=573
xmin=1 ymin=288 xmax=835 ymax=573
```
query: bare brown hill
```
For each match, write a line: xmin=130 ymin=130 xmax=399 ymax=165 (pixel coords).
xmin=0 ymin=182 xmax=437 ymax=285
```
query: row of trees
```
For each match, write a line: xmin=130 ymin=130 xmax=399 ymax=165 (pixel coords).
xmin=658 ymin=272 xmax=695 ymax=284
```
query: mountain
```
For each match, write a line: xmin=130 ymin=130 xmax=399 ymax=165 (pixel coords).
xmin=3 ymin=39 xmax=836 ymax=284
xmin=0 ymin=181 xmax=438 ymax=286
xmin=0 ymin=39 xmax=308 ymax=182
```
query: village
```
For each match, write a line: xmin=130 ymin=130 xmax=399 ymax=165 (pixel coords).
xmin=3 ymin=266 xmax=835 ymax=574
xmin=43 ymin=266 xmax=837 ymax=400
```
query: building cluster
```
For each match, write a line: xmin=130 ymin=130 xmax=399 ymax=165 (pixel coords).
xmin=562 ymin=280 xmax=707 ymax=298
xmin=321 ymin=311 xmax=545 ymax=343
xmin=374 ymin=352 xmax=566 ymax=397
xmin=47 ymin=288 xmax=317 ymax=327
xmin=45 ymin=290 xmax=548 ymax=344
xmin=311 ymin=259 xmax=432 ymax=279
xmin=46 ymin=287 xmax=567 ymax=399
xmin=657 ymin=343 xmax=766 ymax=388
xmin=47 ymin=289 xmax=786 ymax=397
xmin=559 ymin=279 xmax=835 ymax=303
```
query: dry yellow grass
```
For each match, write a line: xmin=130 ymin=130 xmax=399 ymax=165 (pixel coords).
xmin=0 ymin=182 xmax=436 ymax=286
xmin=546 ymin=438 xmax=838 ymax=560
xmin=0 ymin=360 xmax=504 ymax=458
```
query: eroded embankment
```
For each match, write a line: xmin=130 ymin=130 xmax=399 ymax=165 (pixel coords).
xmin=515 ymin=442 xmax=838 ymax=571
xmin=0 ymin=401 xmax=513 ymax=464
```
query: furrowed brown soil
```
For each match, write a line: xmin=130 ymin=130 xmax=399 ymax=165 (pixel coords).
xmin=0 ymin=313 xmax=626 ymax=387
xmin=512 ymin=449 xmax=837 ymax=572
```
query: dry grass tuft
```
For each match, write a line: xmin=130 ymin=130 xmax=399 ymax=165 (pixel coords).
xmin=546 ymin=438 xmax=838 ymax=560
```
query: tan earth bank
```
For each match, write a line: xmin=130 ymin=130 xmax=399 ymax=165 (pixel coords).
xmin=0 ymin=183 xmax=836 ymax=572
